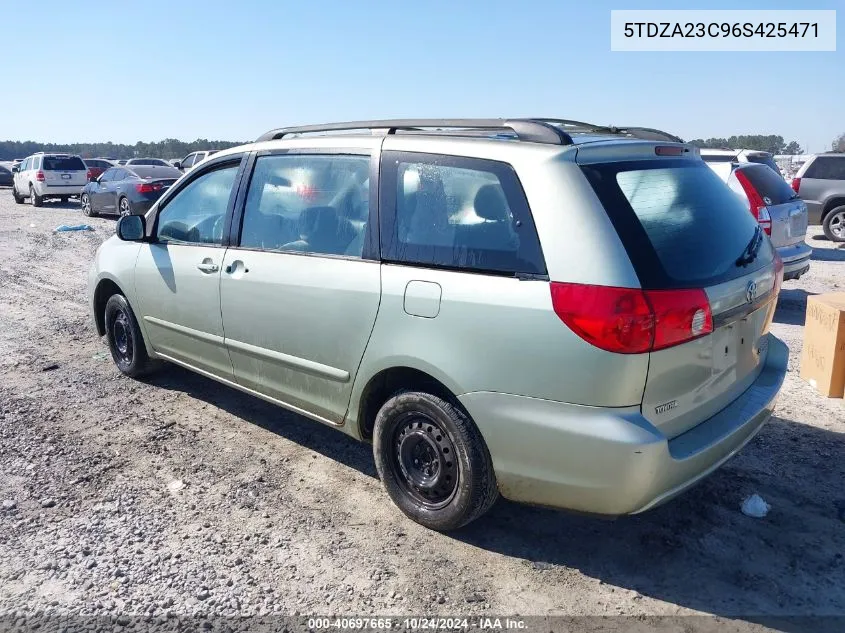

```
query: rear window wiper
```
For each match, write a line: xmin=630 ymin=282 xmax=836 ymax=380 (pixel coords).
xmin=736 ymin=225 xmax=763 ymax=267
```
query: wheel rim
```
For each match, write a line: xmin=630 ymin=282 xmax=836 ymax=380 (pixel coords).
xmin=119 ymin=199 xmax=130 ymax=216
xmin=391 ymin=413 xmax=458 ymax=509
xmin=830 ymin=211 xmax=845 ymax=238
xmin=111 ymin=309 xmax=133 ymax=365
xmin=81 ymin=195 xmax=90 ymax=215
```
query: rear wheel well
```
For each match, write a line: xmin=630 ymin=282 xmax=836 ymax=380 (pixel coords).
xmin=822 ymin=197 xmax=845 ymax=219
xmin=94 ymin=279 xmax=124 ymax=335
xmin=357 ymin=367 xmax=461 ymax=441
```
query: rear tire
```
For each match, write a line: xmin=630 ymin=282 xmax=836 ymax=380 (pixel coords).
xmin=373 ymin=391 xmax=498 ymax=531
xmin=822 ymin=206 xmax=845 ymax=242
xmin=80 ymin=193 xmax=96 ymax=217
xmin=118 ymin=196 xmax=132 ymax=217
xmin=104 ymin=294 xmax=160 ymax=378
xmin=29 ymin=185 xmax=43 ymax=207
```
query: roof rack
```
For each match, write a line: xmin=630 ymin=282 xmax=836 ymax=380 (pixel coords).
xmin=613 ymin=127 xmax=685 ymax=143
xmin=256 ymin=119 xmax=574 ymax=145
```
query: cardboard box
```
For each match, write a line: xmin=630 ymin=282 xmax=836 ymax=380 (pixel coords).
xmin=800 ymin=292 xmax=845 ymax=398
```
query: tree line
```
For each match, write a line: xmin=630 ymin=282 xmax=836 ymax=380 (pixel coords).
xmin=688 ymin=135 xmax=803 ymax=155
xmin=3 ymin=132 xmax=843 ymax=160
xmin=0 ymin=138 xmax=248 ymax=161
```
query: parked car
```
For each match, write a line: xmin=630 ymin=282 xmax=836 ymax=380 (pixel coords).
xmin=83 ymin=158 xmax=114 ymax=182
xmin=88 ymin=118 xmax=787 ymax=531
xmin=125 ymin=158 xmax=172 ymax=167
xmin=0 ymin=165 xmax=13 ymax=186
xmin=81 ymin=165 xmax=182 ymax=217
xmin=707 ymin=161 xmax=810 ymax=280
xmin=11 ymin=153 xmax=87 ymax=206
xmin=700 ymin=148 xmax=783 ymax=176
xmin=791 ymin=153 xmax=845 ymax=241
xmin=174 ymin=150 xmax=219 ymax=172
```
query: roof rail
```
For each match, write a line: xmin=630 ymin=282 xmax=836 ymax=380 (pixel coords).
xmin=533 ymin=119 xmax=684 ymax=143
xmin=256 ymin=119 xmax=573 ymax=145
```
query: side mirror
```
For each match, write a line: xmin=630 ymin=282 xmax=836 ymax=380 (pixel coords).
xmin=116 ymin=214 xmax=145 ymax=241
xmin=173 ymin=161 xmax=182 ymax=170
xmin=11 ymin=166 xmax=18 ymax=173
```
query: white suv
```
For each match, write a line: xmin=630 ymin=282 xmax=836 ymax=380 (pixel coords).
xmin=12 ymin=153 xmax=88 ymax=206
xmin=174 ymin=150 xmax=219 ymax=173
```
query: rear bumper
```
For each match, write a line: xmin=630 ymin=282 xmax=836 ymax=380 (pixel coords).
xmin=778 ymin=241 xmax=812 ymax=280
xmin=35 ymin=184 xmax=85 ymax=196
xmin=459 ymin=334 xmax=788 ymax=516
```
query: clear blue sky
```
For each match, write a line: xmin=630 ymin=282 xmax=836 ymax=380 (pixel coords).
xmin=2 ymin=0 xmax=841 ymax=152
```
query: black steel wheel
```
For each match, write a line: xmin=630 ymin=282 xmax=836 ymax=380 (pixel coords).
xmin=373 ymin=391 xmax=498 ymax=531
xmin=392 ymin=412 xmax=459 ymax=509
xmin=104 ymin=294 xmax=159 ymax=378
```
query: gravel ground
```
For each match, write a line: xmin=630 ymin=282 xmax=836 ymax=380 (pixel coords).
xmin=0 ymin=190 xmax=844 ymax=630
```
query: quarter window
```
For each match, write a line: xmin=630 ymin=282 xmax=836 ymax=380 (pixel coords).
xmin=380 ymin=152 xmax=545 ymax=275
xmin=239 ymin=154 xmax=370 ymax=257
xmin=805 ymin=157 xmax=845 ymax=180
xmin=156 ymin=164 xmax=239 ymax=245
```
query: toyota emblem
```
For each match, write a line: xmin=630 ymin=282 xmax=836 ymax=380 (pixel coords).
xmin=746 ymin=280 xmax=758 ymax=304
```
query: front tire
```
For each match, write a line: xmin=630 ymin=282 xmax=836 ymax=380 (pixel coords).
xmin=822 ymin=205 xmax=845 ymax=242
xmin=118 ymin=196 xmax=132 ymax=217
xmin=80 ymin=193 xmax=96 ymax=217
xmin=373 ymin=391 xmax=498 ymax=531
xmin=29 ymin=185 xmax=43 ymax=207
xmin=104 ymin=294 xmax=159 ymax=378
xmin=12 ymin=186 xmax=23 ymax=204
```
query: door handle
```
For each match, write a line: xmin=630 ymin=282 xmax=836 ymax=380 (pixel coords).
xmin=196 ymin=262 xmax=219 ymax=273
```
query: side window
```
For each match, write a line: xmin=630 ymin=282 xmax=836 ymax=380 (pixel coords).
xmin=99 ymin=168 xmax=114 ymax=182
xmin=239 ymin=153 xmax=370 ymax=257
xmin=380 ymin=153 xmax=546 ymax=275
xmin=181 ymin=154 xmax=195 ymax=168
xmin=156 ymin=164 xmax=239 ymax=245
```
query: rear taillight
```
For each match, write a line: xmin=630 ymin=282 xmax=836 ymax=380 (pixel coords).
xmin=550 ymin=283 xmax=713 ymax=354
xmin=135 ymin=183 xmax=163 ymax=193
xmin=36 ymin=171 xmax=45 ymax=182
xmin=734 ymin=170 xmax=771 ymax=235
xmin=791 ymin=177 xmax=801 ymax=193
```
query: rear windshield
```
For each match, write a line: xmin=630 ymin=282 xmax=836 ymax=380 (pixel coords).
xmin=581 ymin=160 xmax=774 ymax=288
xmin=43 ymin=156 xmax=86 ymax=171
xmin=745 ymin=153 xmax=781 ymax=175
xmin=131 ymin=166 xmax=181 ymax=179
xmin=130 ymin=159 xmax=169 ymax=166
xmin=737 ymin=164 xmax=797 ymax=206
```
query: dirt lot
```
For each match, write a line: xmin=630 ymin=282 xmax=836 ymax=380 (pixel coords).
xmin=0 ymin=191 xmax=844 ymax=630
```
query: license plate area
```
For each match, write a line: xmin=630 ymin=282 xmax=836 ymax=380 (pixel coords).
xmin=61 ymin=173 xmax=71 ymax=180
xmin=712 ymin=305 xmax=769 ymax=374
